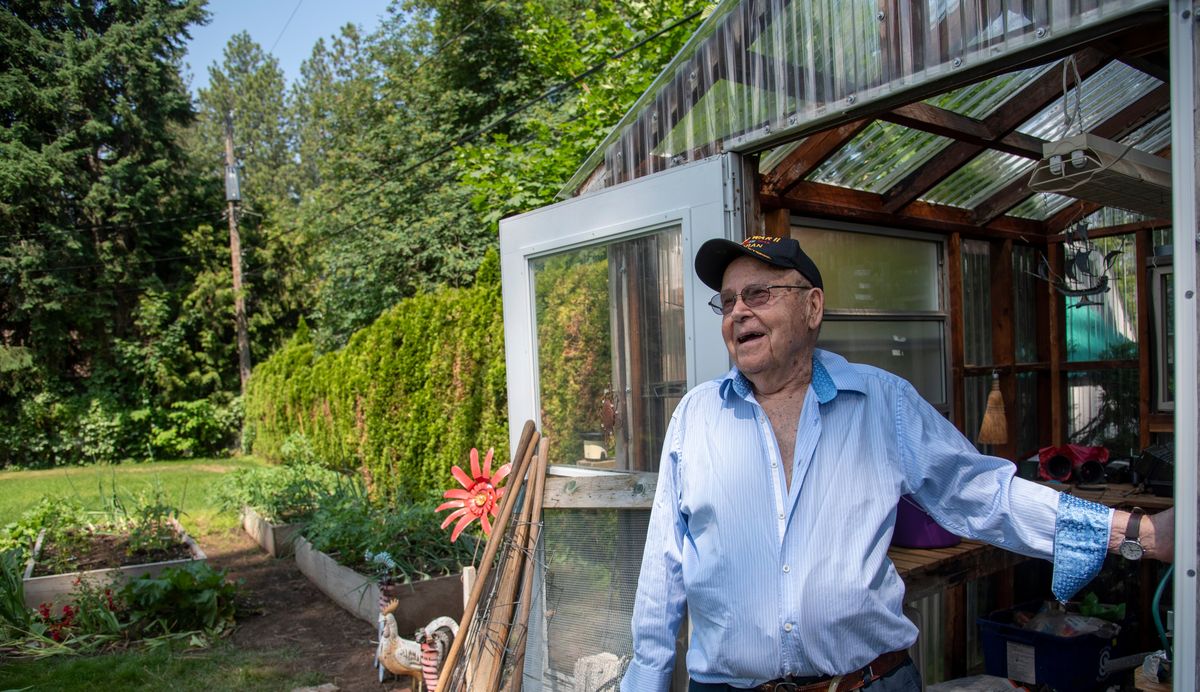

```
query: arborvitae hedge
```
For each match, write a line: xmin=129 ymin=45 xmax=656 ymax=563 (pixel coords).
xmin=243 ymin=250 xmax=508 ymax=500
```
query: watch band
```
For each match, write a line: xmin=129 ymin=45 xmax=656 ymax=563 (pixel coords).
xmin=1126 ymin=507 xmax=1144 ymax=543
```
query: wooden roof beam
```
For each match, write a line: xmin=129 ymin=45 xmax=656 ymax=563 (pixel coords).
xmin=880 ymin=48 xmax=1111 ymax=214
xmin=880 ymin=103 xmax=1044 ymax=159
xmin=971 ymin=84 xmax=1170 ymax=225
xmin=768 ymin=180 xmax=1044 ymax=240
xmin=760 ymin=118 xmax=872 ymax=196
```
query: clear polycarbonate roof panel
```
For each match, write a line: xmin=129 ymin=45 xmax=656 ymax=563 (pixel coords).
xmin=922 ymin=149 xmax=1030 ymax=209
xmin=1015 ymin=60 xmax=1163 ymax=140
xmin=925 ymin=63 xmax=1055 ymax=118
xmin=1125 ymin=110 xmax=1172 ymax=152
xmin=921 ymin=60 xmax=1165 ymax=210
xmin=564 ymin=0 xmax=1165 ymax=196
xmin=807 ymin=121 xmax=952 ymax=193
xmin=1008 ymin=192 xmax=1074 ymax=220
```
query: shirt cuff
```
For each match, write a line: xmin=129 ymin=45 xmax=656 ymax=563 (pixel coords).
xmin=621 ymin=657 xmax=673 ymax=692
xmin=1051 ymin=493 xmax=1114 ymax=602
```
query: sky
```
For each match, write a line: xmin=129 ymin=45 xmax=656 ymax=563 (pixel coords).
xmin=182 ymin=0 xmax=394 ymax=95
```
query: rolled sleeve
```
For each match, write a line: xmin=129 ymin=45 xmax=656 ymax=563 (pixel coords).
xmin=1051 ymin=493 xmax=1114 ymax=602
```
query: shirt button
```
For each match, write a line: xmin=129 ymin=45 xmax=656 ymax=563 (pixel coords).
xmin=771 ymin=462 xmax=777 ymax=468
xmin=782 ymin=564 xmax=791 ymax=573
xmin=784 ymin=623 xmax=793 ymax=632
xmin=778 ymin=513 xmax=785 ymax=521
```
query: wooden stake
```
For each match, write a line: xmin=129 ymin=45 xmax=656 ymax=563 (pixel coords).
xmin=502 ymin=437 xmax=549 ymax=692
xmin=435 ymin=421 xmax=537 ymax=691
xmin=471 ymin=438 xmax=542 ymax=689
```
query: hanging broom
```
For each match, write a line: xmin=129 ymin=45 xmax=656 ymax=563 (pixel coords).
xmin=976 ymin=372 xmax=1008 ymax=445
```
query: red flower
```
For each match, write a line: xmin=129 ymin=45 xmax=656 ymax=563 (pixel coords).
xmin=435 ymin=447 xmax=512 ymax=542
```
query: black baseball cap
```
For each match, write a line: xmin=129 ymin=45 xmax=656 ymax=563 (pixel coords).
xmin=695 ymin=235 xmax=824 ymax=292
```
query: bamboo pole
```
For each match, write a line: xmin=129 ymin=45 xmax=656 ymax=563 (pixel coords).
xmin=435 ymin=421 xmax=537 ymax=691
xmin=471 ymin=438 xmax=542 ymax=689
xmin=501 ymin=437 xmax=549 ymax=692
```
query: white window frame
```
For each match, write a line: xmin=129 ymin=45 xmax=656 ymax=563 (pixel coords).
xmin=499 ymin=155 xmax=744 ymax=458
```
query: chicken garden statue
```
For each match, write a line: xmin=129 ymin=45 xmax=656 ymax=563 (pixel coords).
xmin=376 ymin=598 xmax=459 ymax=691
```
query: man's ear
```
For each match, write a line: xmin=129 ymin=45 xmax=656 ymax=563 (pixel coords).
xmin=806 ymin=288 xmax=825 ymax=329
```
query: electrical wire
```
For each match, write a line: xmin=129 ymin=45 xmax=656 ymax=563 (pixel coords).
xmin=1152 ymin=563 xmax=1173 ymax=659
xmin=269 ymin=0 xmax=304 ymax=55
xmin=0 ymin=211 xmax=225 ymax=241
xmin=316 ymin=7 xmax=706 ymax=221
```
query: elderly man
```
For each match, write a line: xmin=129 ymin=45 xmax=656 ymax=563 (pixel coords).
xmin=622 ymin=235 xmax=1172 ymax=692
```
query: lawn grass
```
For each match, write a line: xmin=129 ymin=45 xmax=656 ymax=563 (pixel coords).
xmin=0 ymin=641 xmax=326 ymax=691
xmin=0 ymin=457 xmax=269 ymax=534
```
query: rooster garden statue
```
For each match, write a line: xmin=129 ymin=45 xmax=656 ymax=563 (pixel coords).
xmin=376 ymin=598 xmax=459 ymax=691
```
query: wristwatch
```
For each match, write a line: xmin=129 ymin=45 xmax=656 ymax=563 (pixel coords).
xmin=1118 ymin=507 xmax=1146 ymax=560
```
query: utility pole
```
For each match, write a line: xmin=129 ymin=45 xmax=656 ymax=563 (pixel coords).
xmin=224 ymin=111 xmax=252 ymax=395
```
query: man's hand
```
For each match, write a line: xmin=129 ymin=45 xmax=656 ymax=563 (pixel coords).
xmin=1109 ymin=507 xmax=1174 ymax=562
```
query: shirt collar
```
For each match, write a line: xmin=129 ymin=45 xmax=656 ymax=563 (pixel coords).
xmin=719 ymin=349 xmax=866 ymax=404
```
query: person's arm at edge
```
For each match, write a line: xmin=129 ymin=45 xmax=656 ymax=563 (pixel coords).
xmin=621 ymin=417 xmax=688 ymax=692
xmin=1109 ymin=506 xmax=1174 ymax=562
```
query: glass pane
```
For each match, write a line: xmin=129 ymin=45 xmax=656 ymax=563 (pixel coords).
xmin=795 ymin=227 xmax=941 ymax=312
xmin=1012 ymin=246 xmax=1038 ymax=363
xmin=818 ymin=320 xmax=946 ymax=406
xmin=531 ymin=226 xmax=685 ymax=472
xmin=1064 ymin=234 xmax=1137 ymax=362
xmin=1067 ymin=367 xmax=1138 ymax=456
xmin=961 ymin=239 xmax=993 ymax=366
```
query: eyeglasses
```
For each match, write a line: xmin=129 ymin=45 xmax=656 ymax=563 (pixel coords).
xmin=708 ymin=283 xmax=811 ymax=315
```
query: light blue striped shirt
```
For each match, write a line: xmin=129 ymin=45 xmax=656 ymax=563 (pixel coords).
xmin=622 ymin=349 xmax=1112 ymax=690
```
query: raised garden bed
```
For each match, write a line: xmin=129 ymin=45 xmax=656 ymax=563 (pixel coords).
xmin=240 ymin=505 xmax=300 ymax=558
xmin=293 ymin=535 xmax=462 ymax=632
xmin=23 ymin=518 xmax=206 ymax=610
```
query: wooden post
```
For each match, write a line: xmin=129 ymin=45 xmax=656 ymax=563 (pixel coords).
xmin=1046 ymin=242 xmax=1066 ymax=445
xmin=763 ymin=208 xmax=791 ymax=238
xmin=948 ymin=233 xmax=965 ymax=429
xmin=990 ymin=239 xmax=1016 ymax=459
xmin=1135 ymin=230 xmax=1152 ymax=449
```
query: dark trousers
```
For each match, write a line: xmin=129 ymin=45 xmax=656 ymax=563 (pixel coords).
xmin=687 ymin=660 xmax=922 ymax=691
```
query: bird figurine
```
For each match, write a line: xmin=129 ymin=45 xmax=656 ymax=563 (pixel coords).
xmin=376 ymin=598 xmax=459 ymax=691
xmin=416 ymin=615 xmax=459 ymax=691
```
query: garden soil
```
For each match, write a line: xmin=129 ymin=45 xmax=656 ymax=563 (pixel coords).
xmin=201 ymin=527 xmax=416 ymax=692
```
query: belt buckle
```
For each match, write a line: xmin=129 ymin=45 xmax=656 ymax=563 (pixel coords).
xmin=772 ymin=682 xmax=801 ymax=692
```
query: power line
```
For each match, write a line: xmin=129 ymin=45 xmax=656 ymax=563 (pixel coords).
xmin=16 ymin=252 xmax=209 ymax=275
xmin=316 ymin=8 xmax=705 ymax=226
xmin=269 ymin=0 xmax=304 ymax=55
xmin=0 ymin=211 xmax=225 ymax=241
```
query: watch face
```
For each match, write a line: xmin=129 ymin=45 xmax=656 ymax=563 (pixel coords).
xmin=1120 ymin=540 xmax=1144 ymax=560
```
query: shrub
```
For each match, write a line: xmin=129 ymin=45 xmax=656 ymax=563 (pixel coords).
xmin=242 ymin=251 xmax=509 ymax=501
xmin=212 ymin=462 xmax=342 ymax=524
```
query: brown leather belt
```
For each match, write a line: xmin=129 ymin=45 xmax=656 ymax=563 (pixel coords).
xmin=755 ymin=650 xmax=910 ymax=692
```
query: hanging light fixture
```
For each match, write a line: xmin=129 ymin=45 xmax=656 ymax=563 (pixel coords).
xmin=977 ymin=372 xmax=1008 ymax=445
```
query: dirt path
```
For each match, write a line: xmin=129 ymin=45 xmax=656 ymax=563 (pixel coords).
xmin=200 ymin=526 xmax=416 ymax=692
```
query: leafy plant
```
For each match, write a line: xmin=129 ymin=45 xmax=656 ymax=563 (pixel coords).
xmin=303 ymin=480 xmax=477 ymax=583
xmin=212 ymin=462 xmax=341 ymax=524
xmin=121 ymin=562 xmax=239 ymax=638
xmin=0 ymin=548 xmax=32 ymax=637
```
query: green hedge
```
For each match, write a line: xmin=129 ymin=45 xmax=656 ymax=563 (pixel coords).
xmin=242 ymin=251 xmax=509 ymax=500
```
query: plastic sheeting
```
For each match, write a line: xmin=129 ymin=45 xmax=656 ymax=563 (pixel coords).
xmin=565 ymin=0 xmax=1164 ymax=197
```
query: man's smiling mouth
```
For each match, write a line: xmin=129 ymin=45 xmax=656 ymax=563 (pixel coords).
xmin=737 ymin=331 xmax=764 ymax=344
